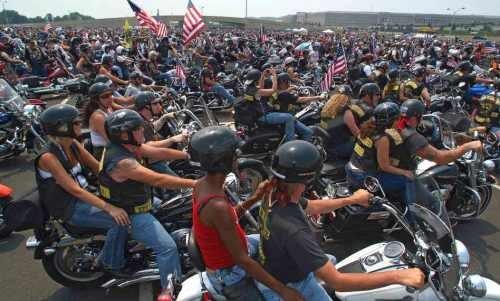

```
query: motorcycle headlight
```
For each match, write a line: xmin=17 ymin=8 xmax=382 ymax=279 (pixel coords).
xmin=463 ymin=275 xmax=487 ymax=298
xmin=482 ymin=160 xmax=496 ymax=172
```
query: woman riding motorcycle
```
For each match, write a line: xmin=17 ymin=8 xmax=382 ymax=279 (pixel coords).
xmin=190 ymin=126 xmax=303 ymax=301
xmin=98 ymin=109 xmax=196 ymax=300
xmin=320 ymin=83 xmax=380 ymax=160
xmin=36 ymin=104 xmax=129 ymax=276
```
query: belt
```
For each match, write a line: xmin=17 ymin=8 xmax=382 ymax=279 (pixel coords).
xmin=131 ymin=200 xmax=152 ymax=214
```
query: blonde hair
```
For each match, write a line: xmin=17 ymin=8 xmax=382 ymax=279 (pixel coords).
xmin=321 ymin=94 xmax=350 ymax=119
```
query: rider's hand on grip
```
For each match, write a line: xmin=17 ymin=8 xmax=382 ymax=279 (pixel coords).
xmin=398 ymin=268 xmax=425 ymax=289
xmin=351 ymin=189 xmax=373 ymax=208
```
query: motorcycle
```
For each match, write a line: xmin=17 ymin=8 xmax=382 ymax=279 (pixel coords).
xmin=335 ymin=176 xmax=500 ymax=301
xmin=416 ymin=114 xmax=496 ymax=221
xmin=0 ymin=183 xmax=14 ymax=238
xmin=0 ymin=79 xmax=47 ymax=159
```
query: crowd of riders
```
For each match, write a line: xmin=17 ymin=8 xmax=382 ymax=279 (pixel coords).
xmin=2 ymin=23 xmax=500 ymax=301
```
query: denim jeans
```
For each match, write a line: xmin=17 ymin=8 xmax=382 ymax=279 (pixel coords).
xmin=212 ymin=83 xmax=236 ymax=105
xmin=68 ymin=201 xmax=128 ymax=270
xmin=149 ymin=160 xmax=177 ymax=176
xmin=206 ymin=234 xmax=260 ymax=294
xmin=259 ymin=113 xmax=312 ymax=142
xmin=154 ymin=72 xmax=172 ymax=84
xmin=257 ymin=254 xmax=337 ymax=301
xmin=345 ymin=163 xmax=373 ymax=189
xmin=376 ymin=172 xmax=417 ymax=225
xmin=130 ymin=213 xmax=181 ymax=288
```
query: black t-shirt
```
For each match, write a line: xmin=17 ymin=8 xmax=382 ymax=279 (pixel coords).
xmin=259 ymin=202 xmax=328 ymax=283
xmin=277 ymin=91 xmax=299 ymax=113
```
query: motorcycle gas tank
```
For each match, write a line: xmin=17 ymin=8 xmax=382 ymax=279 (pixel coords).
xmin=335 ymin=242 xmax=438 ymax=301
xmin=416 ymin=160 xmax=459 ymax=185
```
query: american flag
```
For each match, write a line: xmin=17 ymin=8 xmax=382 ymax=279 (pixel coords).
xmin=259 ymin=24 xmax=269 ymax=43
xmin=157 ymin=22 xmax=168 ymax=38
xmin=321 ymin=42 xmax=347 ymax=92
xmin=43 ymin=23 xmax=52 ymax=33
xmin=484 ymin=42 xmax=497 ymax=55
xmin=176 ymin=64 xmax=186 ymax=81
xmin=183 ymin=0 xmax=206 ymax=45
xmin=127 ymin=0 xmax=168 ymax=38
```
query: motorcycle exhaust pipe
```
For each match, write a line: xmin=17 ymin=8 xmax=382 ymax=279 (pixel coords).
xmin=117 ymin=275 xmax=160 ymax=288
xmin=101 ymin=269 xmax=160 ymax=289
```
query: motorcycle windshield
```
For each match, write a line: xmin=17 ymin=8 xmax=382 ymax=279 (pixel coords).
xmin=410 ymin=176 xmax=460 ymax=299
xmin=0 ymin=79 xmax=25 ymax=112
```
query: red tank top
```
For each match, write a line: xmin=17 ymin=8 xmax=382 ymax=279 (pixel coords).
xmin=192 ymin=192 xmax=247 ymax=270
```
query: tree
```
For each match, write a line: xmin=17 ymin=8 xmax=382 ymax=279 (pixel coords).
xmin=45 ymin=13 xmax=53 ymax=22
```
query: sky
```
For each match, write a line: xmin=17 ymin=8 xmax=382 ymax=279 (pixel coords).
xmin=6 ymin=0 xmax=500 ymax=19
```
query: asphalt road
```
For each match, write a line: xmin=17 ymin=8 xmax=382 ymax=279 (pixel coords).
xmin=1 ymin=107 xmax=499 ymax=300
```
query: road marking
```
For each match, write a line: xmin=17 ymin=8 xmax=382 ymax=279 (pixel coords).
xmin=139 ymin=282 xmax=153 ymax=301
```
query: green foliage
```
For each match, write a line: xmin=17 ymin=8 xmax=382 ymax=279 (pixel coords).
xmin=0 ymin=9 xmax=93 ymax=24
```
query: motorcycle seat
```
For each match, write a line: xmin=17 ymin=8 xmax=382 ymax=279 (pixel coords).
xmin=63 ymin=223 xmax=107 ymax=237
xmin=187 ymin=230 xmax=206 ymax=272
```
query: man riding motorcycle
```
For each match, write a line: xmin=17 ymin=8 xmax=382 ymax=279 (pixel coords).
xmin=400 ymin=67 xmax=431 ymax=108
xmin=98 ymin=109 xmax=196 ymax=300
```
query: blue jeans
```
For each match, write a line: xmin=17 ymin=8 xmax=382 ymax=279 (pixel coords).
xmin=129 ymin=213 xmax=181 ymax=288
xmin=257 ymin=254 xmax=336 ymax=301
xmin=377 ymin=172 xmax=417 ymax=224
xmin=212 ymin=83 xmax=236 ymax=105
xmin=206 ymin=234 xmax=260 ymax=294
xmin=259 ymin=113 xmax=312 ymax=142
xmin=345 ymin=163 xmax=374 ymax=189
xmin=68 ymin=202 xmax=128 ymax=270
xmin=149 ymin=160 xmax=177 ymax=176
xmin=154 ymin=72 xmax=172 ymax=84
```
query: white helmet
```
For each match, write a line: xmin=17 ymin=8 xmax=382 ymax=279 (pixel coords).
xmin=284 ymin=57 xmax=296 ymax=66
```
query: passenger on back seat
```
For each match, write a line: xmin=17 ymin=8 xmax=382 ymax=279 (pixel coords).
xmin=36 ymin=104 xmax=129 ymax=276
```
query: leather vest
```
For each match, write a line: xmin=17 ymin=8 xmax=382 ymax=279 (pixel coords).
xmin=403 ymin=80 xmax=424 ymax=99
xmin=474 ymin=94 xmax=498 ymax=126
xmin=389 ymin=128 xmax=418 ymax=170
xmin=98 ymin=143 xmax=152 ymax=214
xmin=320 ymin=100 xmax=372 ymax=143
xmin=350 ymin=134 xmax=378 ymax=172
xmin=35 ymin=142 xmax=82 ymax=221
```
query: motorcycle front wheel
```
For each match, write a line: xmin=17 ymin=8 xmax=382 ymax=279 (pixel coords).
xmin=450 ymin=185 xmax=492 ymax=221
xmin=42 ymin=244 xmax=109 ymax=289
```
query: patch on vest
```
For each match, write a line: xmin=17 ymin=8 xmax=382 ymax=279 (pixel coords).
xmin=385 ymin=129 xmax=403 ymax=145
xmin=349 ymin=104 xmax=365 ymax=118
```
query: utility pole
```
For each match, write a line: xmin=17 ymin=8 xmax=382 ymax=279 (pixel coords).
xmin=1 ymin=0 xmax=8 ymax=25
xmin=245 ymin=0 xmax=248 ymax=19
xmin=446 ymin=6 xmax=466 ymax=34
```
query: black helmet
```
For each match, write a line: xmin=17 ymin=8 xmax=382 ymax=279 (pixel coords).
xmin=401 ymin=99 xmax=426 ymax=118
xmin=40 ymin=104 xmax=80 ymax=138
xmin=207 ymin=57 xmax=217 ymax=66
xmin=457 ymin=61 xmax=473 ymax=73
xmin=189 ymin=126 xmax=239 ymax=174
xmin=101 ymin=54 xmax=114 ymax=66
xmin=134 ymin=91 xmax=156 ymax=111
xmin=94 ymin=74 xmax=112 ymax=86
xmin=89 ymin=82 xmax=113 ymax=98
xmin=105 ymin=109 xmax=144 ymax=145
xmin=412 ymin=66 xmax=426 ymax=78
xmin=359 ymin=83 xmax=381 ymax=98
xmin=129 ymin=71 xmax=142 ymax=79
xmin=271 ymin=140 xmax=322 ymax=184
xmin=335 ymin=84 xmax=353 ymax=97
xmin=260 ymin=62 xmax=272 ymax=71
xmin=245 ymin=69 xmax=261 ymax=85
xmin=79 ymin=43 xmax=91 ymax=53
xmin=277 ymin=72 xmax=290 ymax=84
xmin=70 ymin=36 xmax=82 ymax=45
xmin=388 ymin=69 xmax=400 ymax=81
xmin=374 ymin=102 xmax=400 ymax=128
